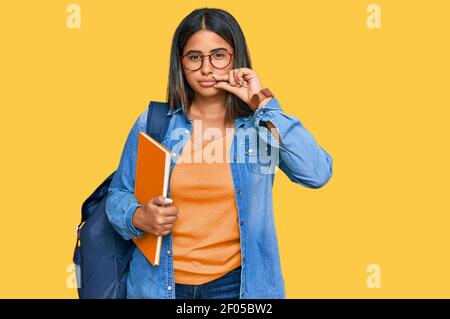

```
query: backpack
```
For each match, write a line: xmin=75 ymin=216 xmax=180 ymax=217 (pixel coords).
xmin=73 ymin=101 xmax=170 ymax=299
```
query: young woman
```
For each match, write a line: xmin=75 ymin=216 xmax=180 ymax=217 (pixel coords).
xmin=106 ymin=7 xmax=333 ymax=299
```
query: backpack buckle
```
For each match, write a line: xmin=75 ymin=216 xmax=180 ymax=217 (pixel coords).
xmin=76 ymin=222 xmax=85 ymax=247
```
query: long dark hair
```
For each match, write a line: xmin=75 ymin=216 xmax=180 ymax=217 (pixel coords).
xmin=166 ymin=7 xmax=255 ymax=124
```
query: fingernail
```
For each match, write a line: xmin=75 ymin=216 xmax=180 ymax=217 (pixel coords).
xmin=164 ymin=198 xmax=173 ymax=204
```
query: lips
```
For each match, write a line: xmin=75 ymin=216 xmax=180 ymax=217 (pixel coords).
xmin=198 ymin=80 xmax=217 ymax=87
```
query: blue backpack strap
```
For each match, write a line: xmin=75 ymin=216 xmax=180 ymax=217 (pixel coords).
xmin=146 ymin=101 xmax=170 ymax=143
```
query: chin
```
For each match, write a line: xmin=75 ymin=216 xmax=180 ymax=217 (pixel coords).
xmin=195 ymin=86 xmax=220 ymax=96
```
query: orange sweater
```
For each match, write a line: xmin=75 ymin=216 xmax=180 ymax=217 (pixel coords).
xmin=170 ymin=128 xmax=241 ymax=285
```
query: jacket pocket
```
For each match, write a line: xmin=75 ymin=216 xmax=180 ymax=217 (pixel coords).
xmin=243 ymin=139 xmax=277 ymax=175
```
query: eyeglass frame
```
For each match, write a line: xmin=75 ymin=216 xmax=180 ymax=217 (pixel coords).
xmin=178 ymin=49 xmax=235 ymax=71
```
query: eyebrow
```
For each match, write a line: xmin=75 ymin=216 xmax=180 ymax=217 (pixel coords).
xmin=184 ymin=47 xmax=228 ymax=55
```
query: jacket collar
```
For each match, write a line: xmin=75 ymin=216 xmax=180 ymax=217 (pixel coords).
xmin=167 ymin=105 xmax=183 ymax=116
xmin=234 ymin=116 xmax=249 ymax=128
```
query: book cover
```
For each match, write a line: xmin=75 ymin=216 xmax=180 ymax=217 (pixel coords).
xmin=133 ymin=131 xmax=172 ymax=266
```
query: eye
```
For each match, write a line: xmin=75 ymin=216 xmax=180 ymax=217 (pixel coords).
xmin=188 ymin=55 xmax=201 ymax=61
xmin=213 ymin=52 xmax=226 ymax=59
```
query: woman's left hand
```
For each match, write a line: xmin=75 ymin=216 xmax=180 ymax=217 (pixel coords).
xmin=212 ymin=68 xmax=267 ymax=110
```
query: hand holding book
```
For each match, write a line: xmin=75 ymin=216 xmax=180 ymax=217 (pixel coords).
xmin=132 ymin=196 xmax=178 ymax=237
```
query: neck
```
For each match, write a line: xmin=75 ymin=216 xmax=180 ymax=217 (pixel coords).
xmin=189 ymin=93 xmax=228 ymax=122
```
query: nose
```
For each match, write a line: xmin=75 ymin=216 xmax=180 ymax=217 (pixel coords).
xmin=200 ymin=57 xmax=214 ymax=76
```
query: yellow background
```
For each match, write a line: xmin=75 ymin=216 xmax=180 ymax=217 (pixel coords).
xmin=0 ymin=0 xmax=449 ymax=298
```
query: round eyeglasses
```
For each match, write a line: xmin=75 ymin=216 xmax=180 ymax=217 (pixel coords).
xmin=179 ymin=50 xmax=234 ymax=71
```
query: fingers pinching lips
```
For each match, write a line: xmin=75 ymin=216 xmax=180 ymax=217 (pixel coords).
xmin=212 ymin=72 xmax=244 ymax=87
xmin=232 ymin=69 xmax=245 ymax=87
xmin=236 ymin=68 xmax=246 ymax=86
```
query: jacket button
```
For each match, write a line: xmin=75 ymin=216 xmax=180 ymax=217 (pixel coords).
xmin=168 ymin=285 xmax=172 ymax=291
xmin=167 ymin=250 xmax=171 ymax=255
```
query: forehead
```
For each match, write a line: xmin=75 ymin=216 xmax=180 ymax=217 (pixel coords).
xmin=183 ymin=30 xmax=233 ymax=53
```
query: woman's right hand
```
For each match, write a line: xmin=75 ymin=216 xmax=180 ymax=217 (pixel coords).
xmin=132 ymin=196 xmax=179 ymax=236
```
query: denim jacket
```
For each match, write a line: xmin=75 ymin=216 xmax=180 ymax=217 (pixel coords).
xmin=105 ymin=97 xmax=333 ymax=299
